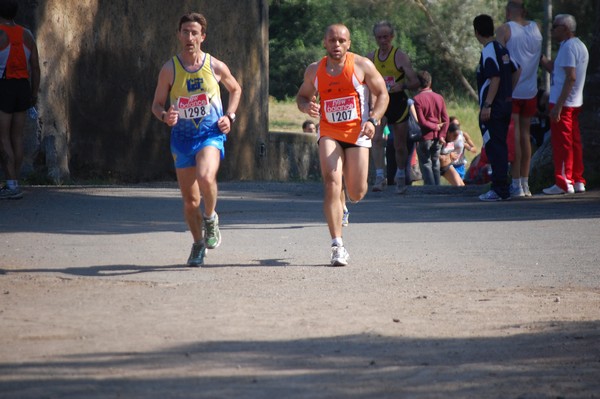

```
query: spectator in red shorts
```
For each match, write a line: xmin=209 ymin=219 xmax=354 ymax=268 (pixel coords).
xmin=496 ymin=1 xmax=542 ymax=197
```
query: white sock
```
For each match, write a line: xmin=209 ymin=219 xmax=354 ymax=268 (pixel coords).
xmin=332 ymin=237 xmax=343 ymax=247
xmin=521 ymin=177 xmax=529 ymax=186
xmin=204 ymin=212 xmax=216 ymax=220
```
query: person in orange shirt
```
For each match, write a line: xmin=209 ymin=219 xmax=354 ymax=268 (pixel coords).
xmin=296 ymin=24 xmax=389 ymax=266
xmin=0 ymin=0 xmax=40 ymax=199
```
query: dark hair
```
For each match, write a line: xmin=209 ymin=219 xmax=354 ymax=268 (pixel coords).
xmin=302 ymin=120 xmax=315 ymax=131
xmin=417 ymin=70 xmax=432 ymax=89
xmin=179 ymin=12 xmax=208 ymax=34
xmin=448 ymin=123 xmax=460 ymax=133
xmin=0 ymin=0 xmax=18 ymax=20
xmin=473 ymin=14 xmax=495 ymax=37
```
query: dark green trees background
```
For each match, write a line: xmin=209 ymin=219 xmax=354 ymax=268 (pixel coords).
xmin=269 ymin=0 xmax=596 ymax=101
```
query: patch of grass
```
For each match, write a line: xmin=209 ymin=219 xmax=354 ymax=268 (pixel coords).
xmin=268 ymin=96 xmax=483 ymax=163
xmin=269 ymin=96 xmax=315 ymax=133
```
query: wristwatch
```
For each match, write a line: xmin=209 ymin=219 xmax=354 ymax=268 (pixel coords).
xmin=226 ymin=112 xmax=236 ymax=124
xmin=367 ymin=117 xmax=380 ymax=126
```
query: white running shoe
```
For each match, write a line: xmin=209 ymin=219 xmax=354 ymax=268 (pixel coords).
xmin=574 ymin=182 xmax=586 ymax=193
xmin=330 ymin=245 xmax=349 ymax=266
xmin=342 ymin=210 xmax=349 ymax=227
xmin=522 ymin=183 xmax=532 ymax=197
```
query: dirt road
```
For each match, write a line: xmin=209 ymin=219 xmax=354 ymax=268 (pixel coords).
xmin=1 ymin=183 xmax=599 ymax=398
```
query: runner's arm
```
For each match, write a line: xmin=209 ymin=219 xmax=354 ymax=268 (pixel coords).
xmin=296 ymin=63 xmax=320 ymax=119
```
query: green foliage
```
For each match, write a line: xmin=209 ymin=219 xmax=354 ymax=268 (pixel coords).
xmin=269 ymin=0 xmax=596 ymax=100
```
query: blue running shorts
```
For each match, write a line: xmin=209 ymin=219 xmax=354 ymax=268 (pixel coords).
xmin=170 ymin=134 xmax=226 ymax=168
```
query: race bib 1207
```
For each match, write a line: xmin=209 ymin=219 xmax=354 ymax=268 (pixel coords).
xmin=177 ymin=93 xmax=211 ymax=120
xmin=324 ymin=96 xmax=358 ymax=123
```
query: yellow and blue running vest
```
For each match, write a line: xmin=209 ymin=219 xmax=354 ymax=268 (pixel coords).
xmin=169 ymin=53 xmax=224 ymax=141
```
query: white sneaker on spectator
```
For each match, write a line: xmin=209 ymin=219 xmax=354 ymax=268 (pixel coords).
xmin=522 ymin=183 xmax=532 ymax=197
xmin=543 ymin=184 xmax=574 ymax=195
xmin=510 ymin=184 xmax=525 ymax=197
xmin=574 ymin=182 xmax=586 ymax=193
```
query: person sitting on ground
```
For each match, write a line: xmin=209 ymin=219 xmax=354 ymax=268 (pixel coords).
xmin=444 ymin=122 xmax=477 ymax=180
xmin=449 ymin=116 xmax=478 ymax=157
xmin=439 ymin=126 xmax=465 ymax=187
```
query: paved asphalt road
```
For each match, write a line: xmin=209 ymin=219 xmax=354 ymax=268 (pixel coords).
xmin=1 ymin=182 xmax=599 ymax=398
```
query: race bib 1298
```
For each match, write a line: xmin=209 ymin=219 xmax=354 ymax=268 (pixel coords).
xmin=177 ymin=93 xmax=211 ymax=120
xmin=324 ymin=96 xmax=358 ymax=123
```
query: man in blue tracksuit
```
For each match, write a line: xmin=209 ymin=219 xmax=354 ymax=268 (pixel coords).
xmin=473 ymin=14 xmax=520 ymax=201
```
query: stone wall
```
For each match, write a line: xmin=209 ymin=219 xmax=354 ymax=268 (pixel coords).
xmin=18 ymin=0 xmax=268 ymax=183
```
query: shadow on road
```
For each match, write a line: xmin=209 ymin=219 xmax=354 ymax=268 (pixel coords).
xmin=0 ymin=320 xmax=598 ymax=398
xmin=1 ymin=183 xmax=599 ymax=236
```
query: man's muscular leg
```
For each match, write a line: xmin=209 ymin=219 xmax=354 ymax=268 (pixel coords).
xmin=195 ymin=146 xmax=221 ymax=218
xmin=319 ymin=137 xmax=345 ymax=240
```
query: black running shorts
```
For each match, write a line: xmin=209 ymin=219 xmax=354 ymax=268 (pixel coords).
xmin=0 ymin=79 xmax=32 ymax=113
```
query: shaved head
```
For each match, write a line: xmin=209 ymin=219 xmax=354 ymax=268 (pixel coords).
xmin=325 ymin=24 xmax=350 ymax=39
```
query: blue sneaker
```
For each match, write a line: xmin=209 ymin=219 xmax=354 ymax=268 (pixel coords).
xmin=479 ymin=189 xmax=510 ymax=202
xmin=0 ymin=185 xmax=23 ymax=200
xmin=187 ymin=242 xmax=206 ymax=267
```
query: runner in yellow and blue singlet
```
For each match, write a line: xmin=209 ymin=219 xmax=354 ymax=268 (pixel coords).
xmin=169 ymin=53 xmax=226 ymax=167
xmin=151 ymin=12 xmax=241 ymax=267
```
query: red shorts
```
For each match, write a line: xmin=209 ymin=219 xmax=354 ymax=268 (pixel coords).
xmin=511 ymin=97 xmax=537 ymax=118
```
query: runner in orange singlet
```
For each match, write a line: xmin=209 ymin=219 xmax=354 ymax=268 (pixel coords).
xmin=0 ymin=0 xmax=40 ymax=200
xmin=296 ymin=24 xmax=389 ymax=266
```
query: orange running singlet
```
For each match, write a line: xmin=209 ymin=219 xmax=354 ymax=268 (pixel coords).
xmin=313 ymin=52 xmax=371 ymax=147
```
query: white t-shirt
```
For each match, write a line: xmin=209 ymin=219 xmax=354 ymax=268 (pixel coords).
xmin=506 ymin=21 xmax=542 ymax=99
xmin=550 ymin=37 xmax=589 ymax=107
xmin=442 ymin=131 xmax=466 ymax=166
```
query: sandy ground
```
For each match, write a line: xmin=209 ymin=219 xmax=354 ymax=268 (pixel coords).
xmin=1 ymin=182 xmax=599 ymax=398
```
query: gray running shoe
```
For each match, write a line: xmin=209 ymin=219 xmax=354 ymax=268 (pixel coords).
xmin=0 ymin=186 xmax=23 ymax=200
xmin=204 ymin=213 xmax=221 ymax=249
xmin=372 ymin=175 xmax=387 ymax=192
xmin=330 ymin=245 xmax=349 ymax=266
xmin=187 ymin=242 xmax=206 ymax=267
xmin=394 ymin=177 xmax=407 ymax=194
